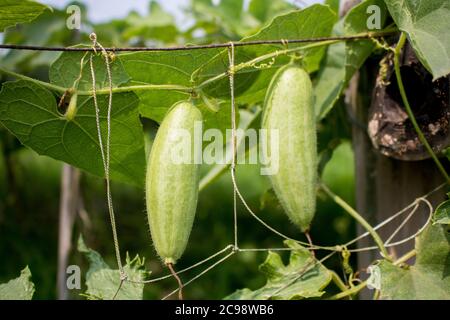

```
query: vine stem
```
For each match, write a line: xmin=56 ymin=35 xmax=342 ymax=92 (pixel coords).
xmin=328 ymin=249 xmax=417 ymax=300
xmin=77 ymin=84 xmax=192 ymax=95
xmin=330 ymin=271 xmax=349 ymax=293
xmin=0 ymin=66 xmax=67 ymax=93
xmin=393 ymin=32 xmax=450 ymax=184
xmin=196 ymin=39 xmax=338 ymax=90
xmin=0 ymin=66 xmax=192 ymax=95
xmin=329 ymin=281 xmax=368 ymax=300
xmin=394 ymin=249 xmax=416 ymax=265
xmin=320 ymin=183 xmax=390 ymax=259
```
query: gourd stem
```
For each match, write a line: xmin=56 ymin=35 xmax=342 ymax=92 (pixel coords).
xmin=167 ymin=263 xmax=184 ymax=300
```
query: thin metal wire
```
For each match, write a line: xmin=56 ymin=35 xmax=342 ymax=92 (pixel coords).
xmin=0 ymin=32 xmax=396 ymax=52
xmin=161 ymin=251 xmax=236 ymax=300
xmin=126 ymin=245 xmax=234 ymax=284
xmin=384 ymin=203 xmax=419 ymax=245
xmin=119 ymin=180 xmax=442 ymax=297
xmin=344 ymin=183 xmax=445 ymax=249
xmin=346 ymin=197 xmax=435 ymax=253
xmin=228 ymin=42 xmax=239 ymax=251
xmin=115 ymin=179 xmax=439 ymax=298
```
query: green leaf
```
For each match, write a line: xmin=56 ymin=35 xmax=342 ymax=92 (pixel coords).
xmin=120 ymin=49 xmax=221 ymax=121
xmin=235 ymin=4 xmax=337 ymax=105
xmin=198 ymin=100 xmax=234 ymax=133
xmin=0 ymin=266 xmax=35 ymax=300
xmin=313 ymin=22 xmax=346 ymax=119
xmin=0 ymin=0 xmax=49 ymax=32
xmin=384 ymin=0 xmax=450 ymax=80
xmin=122 ymin=1 xmax=178 ymax=42
xmin=433 ymin=200 xmax=450 ymax=225
xmin=1 ymin=7 xmax=83 ymax=70
xmin=225 ymin=240 xmax=332 ymax=300
xmin=379 ymin=223 xmax=450 ymax=299
xmin=243 ymin=4 xmax=336 ymax=71
xmin=199 ymin=108 xmax=260 ymax=191
xmin=315 ymin=0 xmax=387 ymax=119
xmin=344 ymin=0 xmax=387 ymax=79
xmin=78 ymin=236 xmax=149 ymax=300
xmin=259 ymin=187 xmax=280 ymax=211
xmin=0 ymin=80 xmax=145 ymax=186
xmin=190 ymin=0 xmax=255 ymax=38
xmin=49 ymin=51 xmax=130 ymax=91
xmin=248 ymin=0 xmax=296 ymax=23
xmin=325 ymin=0 xmax=340 ymax=14
xmin=195 ymin=4 xmax=337 ymax=106
xmin=119 ymin=49 xmax=235 ymax=133
xmin=196 ymin=49 xmax=260 ymax=101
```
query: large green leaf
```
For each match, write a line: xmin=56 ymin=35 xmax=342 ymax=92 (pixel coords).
xmin=231 ymin=4 xmax=337 ymax=106
xmin=119 ymin=49 xmax=235 ymax=134
xmin=325 ymin=0 xmax=340 ymax=15
xmin=195 ymin=4 xmax=336 ymax=107
xmin=242 ymin=4 xmax=337 ymax=72
xmin=119 ymin=49 xmax=222 ymax=122
xmin=384 ymin=0 xmax=450 ymax=80
xmin=121 ymin=5 xmax=336 ymax=125
xmin=78 ymin=236 xmax=148 ymax=300
xmin=0 ymin=266 xmax=35 ymax=300
xmin=315 ymin=0 xmax=387 ymax=119
xmin=225 ymin=240 xmax=332 ymax=300
xmin=313 ymin=21 xmax=346 ymax=119
xmin=379 ymin=223 xmax=450 ymax=299
xmin=433 ymin=198 xmax=450 ymax=225
xmin=0 ymin=80 xmax=145 ymax=186
xmin=49 ymin=51 xmax=130 ymax=91
xmin=190 ymin=0 xmax=257 ymax=38
xmin=248 ymin=0 xmax=296 ymax=24
xmin=0 ymin=0 xmax=49 ymax=32
xmin=1 ymin=7 xmax=86 ymax=71
xmin=122 ymin=1 xmax=177 ymax=42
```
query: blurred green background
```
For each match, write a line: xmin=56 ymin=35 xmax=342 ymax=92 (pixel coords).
xmin=0 ymin=0 xmax=356 ymax=299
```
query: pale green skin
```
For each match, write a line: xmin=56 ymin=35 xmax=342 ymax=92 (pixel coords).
xmin=146 ymin=101 xmax=202 ymax=264
xmin=262 ymin=65 xmax=317 ymax=232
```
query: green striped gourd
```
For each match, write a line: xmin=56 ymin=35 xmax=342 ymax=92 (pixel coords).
xmin=146 ymin=101 xmax=202 ymax=264
xmin=262 ymin=65 xmax=317 ymax=232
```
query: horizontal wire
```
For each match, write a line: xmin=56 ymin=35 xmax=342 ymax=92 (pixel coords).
xmin=343 ymin=182 xmax=446 ymax=249
xmin=126 ymin=245 xmax=234 ymax=284
xmin=161 ymin=251 xmax=236 ymax=300
xmin=0 ymin=33 xmax=395 ymax=52
xmin=124 ymin=185 xmax=440 ymax=292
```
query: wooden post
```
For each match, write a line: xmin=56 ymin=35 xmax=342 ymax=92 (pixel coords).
xmin=349 ymin=72 xmax=446 ymax=299
xmin=57 ymin=164 xmax=80 ymax=300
